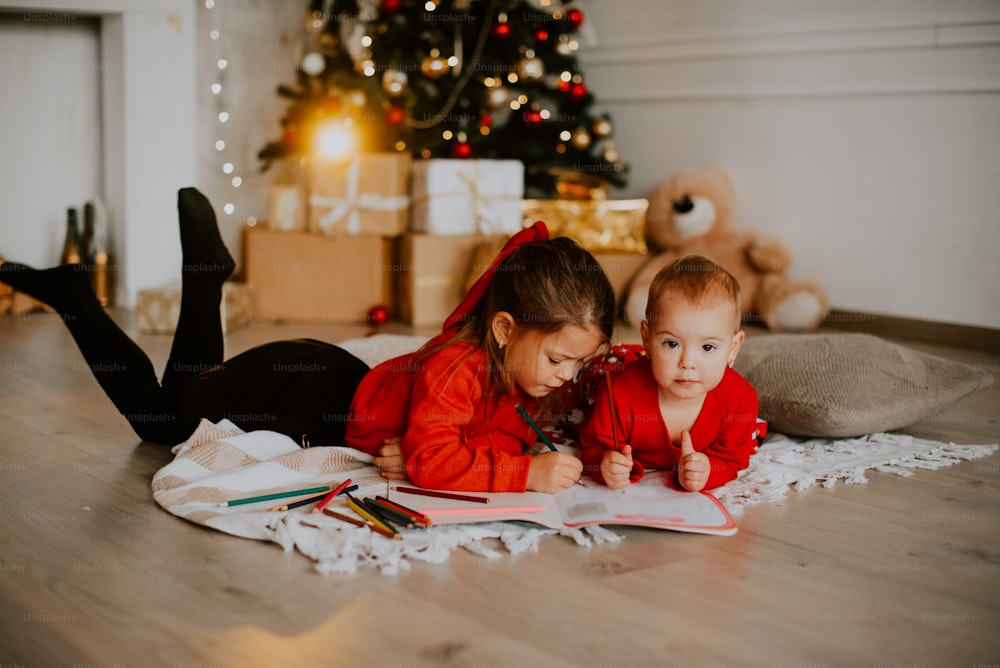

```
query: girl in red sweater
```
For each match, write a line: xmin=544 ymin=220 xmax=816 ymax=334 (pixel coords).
xmin=345 ymin=225 xmax=616 ymax=493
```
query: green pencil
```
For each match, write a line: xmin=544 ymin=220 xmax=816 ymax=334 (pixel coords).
xmin=218 ymin=485 xmax=331 ymax=507
xmin=515 ymin=404 xmax=557 ymax=452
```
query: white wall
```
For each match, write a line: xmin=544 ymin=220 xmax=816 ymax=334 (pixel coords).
xmin=0 ymin=11 xmax=102 ymax=266
xmin=0 ymin=0 xmax=197 ymax=308
xmin=579 ymin=0 xmax=1000 ymax=329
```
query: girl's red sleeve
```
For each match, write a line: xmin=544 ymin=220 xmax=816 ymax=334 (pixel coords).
xmin=402 ymin=345 xmax=532 ymax=492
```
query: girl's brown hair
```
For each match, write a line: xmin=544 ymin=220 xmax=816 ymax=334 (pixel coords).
xmin=422 ymin=237 xmax=616 ymax=422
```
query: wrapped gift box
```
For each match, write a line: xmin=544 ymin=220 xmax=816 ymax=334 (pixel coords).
xmin=521 ymin=198 xmax=649 ymax=253
xmin=308 ymin=152 xmax=411 ymax=237
xmin=411 ymin=159 xmax=524 ymax=236
xmin=245 ymin=227 xmax=393 ymax=323
xmin=135 ymin=282 xmax=251 ymax=335
xmin=395 ymin=233 xmax=509 ymax=326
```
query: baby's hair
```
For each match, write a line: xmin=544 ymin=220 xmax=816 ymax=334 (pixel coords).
xmin=646 ymin=255 xmax=742 ymax=330
xmin=449 ymin=237 xmax=616 ymax=421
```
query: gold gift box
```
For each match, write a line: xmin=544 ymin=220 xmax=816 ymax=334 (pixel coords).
xmin=135 ymin=282 xmax=252 ymax=335
xmin=521 ymin=198 xmax=649 ymax=253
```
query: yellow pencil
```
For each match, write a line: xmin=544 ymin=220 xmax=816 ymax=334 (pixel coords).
xmin=346 ymin=496 xmax=400 ymax=539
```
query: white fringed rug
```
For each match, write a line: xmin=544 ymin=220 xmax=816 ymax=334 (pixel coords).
xmin=150 ymin=334 xmax=998 ymax=574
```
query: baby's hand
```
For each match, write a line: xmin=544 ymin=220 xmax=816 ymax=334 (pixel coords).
xmin=526 ymin=452 xmax=583 ymax=493
xmin=600 ymin=444 xmax=633 ymax=490
xmin=374 ymin=437 xmax=408 ymax=481
xmin=676 ymin=431 xmax=709 ymax=492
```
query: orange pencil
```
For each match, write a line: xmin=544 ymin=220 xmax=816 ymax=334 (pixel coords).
xmin=323 ymin=508 xmax=400 ymax=540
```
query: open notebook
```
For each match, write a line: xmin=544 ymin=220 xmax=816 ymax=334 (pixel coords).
xmin=390 ymin=471 xmax=737 ymax=536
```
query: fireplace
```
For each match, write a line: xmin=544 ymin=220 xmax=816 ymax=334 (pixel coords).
xmin=6 ymin=0 xmax=197 ymax=307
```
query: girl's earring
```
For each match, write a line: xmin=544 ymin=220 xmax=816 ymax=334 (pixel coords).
xmin=498 ymin=340 xmax=506 ymax=350
xmin=728 ymin=359 xmax=735 ymax=368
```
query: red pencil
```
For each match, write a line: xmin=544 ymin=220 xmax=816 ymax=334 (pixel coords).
xmin=310 ymin=478 xmax=353 ymax=514
xmin=394 ymin=486 xmax=490 ymax=504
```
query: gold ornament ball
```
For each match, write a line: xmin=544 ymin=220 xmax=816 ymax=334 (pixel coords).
xmin=593 ymin=117 xmax=613 ymax=137
xmin=345 ymin=89 xmax=367 ymax=109
xmin=486 ymin=85 xmax=509 ymax=109
xmin=421 ymin=55 xmax=450 ymax=78
xmin=603 ymin=142 xmax=620 ymax=162
xmin=382 ymin=70 xmax=408 ymax=96
xmin=571 ymin=127 xmax=592 ymax=150
xmin=300 ymin=52 xmax=326 ymax=76
xmin=517 ymin=57 xmax=545 ymax=82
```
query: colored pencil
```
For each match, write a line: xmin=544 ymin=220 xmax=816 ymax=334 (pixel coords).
xmin=310 ymin=478 xmax=354 ymax=514
xmin=323 ymin=508 xmax=399 ymax=540
xmin=362 ymin=497 xmax=414 ymax=529
xmin=267 ymin=490 xmax=331 ymax=512
xmin=374 ymin=496 xmax=433 ymax=526
xmin=218 ymin=485 xmax=330 ymax=507
xmin=515 ymin=403 xmax=557 ymax=452
xmin=346 ymin=496 xmax=399 ymax=538
xmin=394 ymin=486 xmax=491 ymax=504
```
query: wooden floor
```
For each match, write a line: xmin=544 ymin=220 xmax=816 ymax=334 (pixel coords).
xmin=0 ymin=308 xmax=998 ymax=667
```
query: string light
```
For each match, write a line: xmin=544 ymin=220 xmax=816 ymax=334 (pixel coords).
xmin=206 ymin=0 xmax=240 ymax=218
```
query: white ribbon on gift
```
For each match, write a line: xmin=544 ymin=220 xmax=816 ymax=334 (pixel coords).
xmin=309 ymin=156 xmax=409 ymax=236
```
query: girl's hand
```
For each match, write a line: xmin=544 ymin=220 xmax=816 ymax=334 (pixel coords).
xmin=526 ymin=452 xmax=583 ymax=493
xmin=676 ymin=431 xmax=709 ymax=492
xmin=374 ymin=437 xmax=408 ymax=481
xmin=600 ymin=444 xmax=633 ymax=490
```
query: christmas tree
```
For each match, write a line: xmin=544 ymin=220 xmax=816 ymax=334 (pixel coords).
xmin=258 ymin=0 xmax=627 ymax=198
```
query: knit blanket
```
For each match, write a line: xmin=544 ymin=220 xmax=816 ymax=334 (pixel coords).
xmin=150 ymin=335 xmax=998 ymax=574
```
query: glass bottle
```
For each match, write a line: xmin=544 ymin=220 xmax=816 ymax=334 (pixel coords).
xmin=60 ymin=207 xmax=82 ymax=265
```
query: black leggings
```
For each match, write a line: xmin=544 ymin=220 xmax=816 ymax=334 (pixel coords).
xmin=53 ymin=272 xmax=369 ymax=446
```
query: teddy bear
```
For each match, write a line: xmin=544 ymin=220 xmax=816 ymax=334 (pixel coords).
xmin=624 ymin=166 xmax=829 ymax=331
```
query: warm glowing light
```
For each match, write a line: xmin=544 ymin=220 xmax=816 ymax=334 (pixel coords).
xmin=540 ymin=109 xmax=551 ymax=119
xmin=559 ymin=130 xmax=571 ymax=141
xmin=222 ymin=162 xmax=234 ymax=174
xmin=395 ymin=141 xmax=406 ymax=151
xmin=217 ymin=58 xmax=227 ymax=70
xmin=361 ymin=35 xmax=373 ymax=47
xmin=447 ymin=56 xmax=458 ymax=67
xmin=315 ymin=123 xmax=357 ymax=162
xmin=442 ymin=130 xmax=454 ymax=140
xmin=215 ymin=140 xmax=225 ymax=150
xmin=218 ymin=112 xmax=229 ymax=123
xmin=209 ymin=30 xmax=219 ymax=40
xmin=231 ymin=176 xmax=242 ymax=187
xmin=223 ymin=203 xmax=234 ymax=215
xmin=211 ymin=83 xmax=222 ymax=94
xmin=507 ymin=72 xmax=518 ymax=84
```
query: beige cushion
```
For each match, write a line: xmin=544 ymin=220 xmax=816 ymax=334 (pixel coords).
xmin=734 ymin=333 xmax=993 ymax=437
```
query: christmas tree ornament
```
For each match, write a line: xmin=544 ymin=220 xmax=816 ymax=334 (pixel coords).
xmin=452 ymin=140 xmax=472 ymax=158
xmin=517 ymin=52 xmax=545 ymax=81
xmin=535 ymin=29 xmax=549 ymax=42
xmin=380 ymin=0 xmax=401 ymax=11
xmin=485 ymin=84 xmax=510 ymax=109
xmin=386 ymin=105 xmax=406 ymax=124
xmin=603 ymin=141 xmax=620 ymax=163
xmin=421 ymin=49 xmax=450 ymax=78
xmin=493 ymin=12 xmax=511 ymax=38
xmin=569 ymin=82 xmax=588 ymax=101
xmin=523 ymin=107 xmax=544 ymax=126
xmin=345 ymin=89 xmax=367 ymax=110
xmin=571 ymin=126 xmax=591 ymax=149
xmin=366 ymin=304 xmax=391 ymax=326
xmin=382 ymin=69 xmax=408 ymax=96
xmin=566 ymin=7 xmax=584 ymax=29
xmin=300 ymin=51 xmax=326 ymax=76
xmin=592 ymin=116 xmax=613 ymax=137
xmin=556 ymin=34 xmax=575 ymax=55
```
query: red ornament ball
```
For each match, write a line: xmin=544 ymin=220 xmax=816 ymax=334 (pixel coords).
xmin=492 ymin=22 xmax=511 ymax=38
xmin=386 ymin=106 xmax=406 ymax=125
xmin=281 ymin=129 xmax=298 ymax=144
xmin=480 ymin=113 xmax=493 ymax=127
xmin=569 ymin=82 xmax=588 ymax=101
xmin=523 ymin=109 xmax=544 ymax=126
xmin=381 ymin=0 xmax=401 ymax=11
xmin=566 ymin=8 xmax=584 ymax=28
xmin=452 ymin=141 xmax=473 ymax=159
xmin=535 ymin=29 xmax=549 ymax=41
xmin=367 ymin=305 xmax=391 ymax=326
